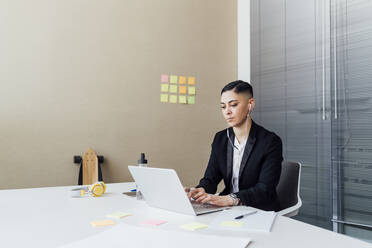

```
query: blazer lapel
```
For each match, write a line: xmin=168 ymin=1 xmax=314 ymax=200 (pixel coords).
xmin=226 ymin=127 xmax=234 ymax=183
xmin=239 ymin=121 xmax=257 ymax=177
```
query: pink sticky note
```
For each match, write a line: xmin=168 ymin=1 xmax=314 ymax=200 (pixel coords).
xmin=161 ymin=74 xmax=169 ymax=83
xmin=141 ymin=219 xmax=168 ymax=226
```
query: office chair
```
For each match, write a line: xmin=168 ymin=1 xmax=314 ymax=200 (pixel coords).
xmin=276 ymin=161 xmax=302 ymax=217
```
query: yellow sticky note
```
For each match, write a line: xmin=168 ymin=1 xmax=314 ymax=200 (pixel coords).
xmin=179 ymin=95 xmax=187 ymax=104
xmin=169 ymin=85 xmax=178 ymax=93
xmin=160 ymin=94 xmax=168 ymax=103
xmin=91 ymin=220 xmax=115 ymax=227
xmin=179 ymin=86 xmax=187 ymax=94
xmin=188 ymin=77 xmax=195 ymax=85
xmin=161 ymin=84 xmax=169 ymax=92
xmin=180 ymin=222 xmax=208 ymax=231
xmin=188 ymin=86 xmax=196 ymax=95
xmin=170 ymin=75 xmax=178 ymax=84
xmin=106 ymin=212 xmax=131 ymax=219
xmin=220 ymin=221 xmax=243 ymax=227
xmin=188 ymin=96 xmax=195 ymax=104
xmin=179 ymin=76 xmax=186 ymax=84
xmin=169 ymin=95 xmax=177 ymax=103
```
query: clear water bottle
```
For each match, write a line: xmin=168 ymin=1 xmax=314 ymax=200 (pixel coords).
xmin=136 ymin=153 xmax=147 ymax=200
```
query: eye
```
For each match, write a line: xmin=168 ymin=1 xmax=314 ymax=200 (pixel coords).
xmin=220 ymin=105 xmax=226 ymax=109
xmin=231 ymin=103 xmax=238 ymax=107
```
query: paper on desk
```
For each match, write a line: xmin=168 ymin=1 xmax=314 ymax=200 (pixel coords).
xmin=90 ymin=220 xmax=115 ymax=227
xmin=141 ymin=219 xmax=167 ymax=226
xmin=210 ymin=208 xmax=277 ymax=232
xmin=106 ymin=212 xmax=131 ymax=219
xmin=180 ymin=222 xmax=208 ymax=231
xmin=60 ymin=223 xmax=251 ymax=248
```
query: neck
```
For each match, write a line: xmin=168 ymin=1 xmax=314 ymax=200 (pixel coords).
xmin=232 ymin=118 xmax=252 ymax=144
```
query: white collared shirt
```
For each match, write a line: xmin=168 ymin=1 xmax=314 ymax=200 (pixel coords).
xmin=231 ymin=137 xmax=247 ymax=193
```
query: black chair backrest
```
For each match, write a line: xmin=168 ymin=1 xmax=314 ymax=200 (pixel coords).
xmin=276 ymin=161 xmax=300 ymax=211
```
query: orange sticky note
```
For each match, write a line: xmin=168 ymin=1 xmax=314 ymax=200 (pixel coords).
xmin=179 ymin=76 xmax=186 ymax=84
xmin=179 ymin=86 xmax=187 ymax=94
xmin=188 ymin=77 xmax=195 ymax=85
xmin=91 ymin=220 xmax=115 ymax=227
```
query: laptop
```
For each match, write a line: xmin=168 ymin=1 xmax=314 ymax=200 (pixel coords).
xmin=128 ymin=166 xmax=228 ymax=216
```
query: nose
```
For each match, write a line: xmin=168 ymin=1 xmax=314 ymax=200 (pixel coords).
xmin=224 ymin=106 xmax=232 ymax=116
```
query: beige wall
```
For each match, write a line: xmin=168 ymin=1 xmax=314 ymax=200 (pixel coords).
xmin=0 ymin=0 xmax=237 ymax=189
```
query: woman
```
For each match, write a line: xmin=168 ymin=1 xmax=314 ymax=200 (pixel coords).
xmin=187 ymin=80 xmax=283 ymax=211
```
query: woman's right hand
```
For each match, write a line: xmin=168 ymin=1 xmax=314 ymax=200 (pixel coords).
xmin=186 ymin=187 xmax=209 ymax=202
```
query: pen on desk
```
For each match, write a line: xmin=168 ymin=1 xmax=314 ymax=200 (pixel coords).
xmin=130 ymin=189 xmax=136 ymax=192
xmin=234 ymin=210 xmax=257 ymax=220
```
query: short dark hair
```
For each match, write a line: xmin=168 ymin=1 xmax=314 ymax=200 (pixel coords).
xmin=221 ymin=80 xmax=253 ymax=97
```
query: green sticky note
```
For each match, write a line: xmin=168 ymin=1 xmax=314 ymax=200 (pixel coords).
xmin=180 ymin=222 xmax=208 ymax=231
xmin=188 ymin=96 xmax=195 ymax=104
xmin=188 ymin=86 xmax=196 ymax=95
xmin=170 ymin=75 xmax=178 ymax=84
xmin=161 ymin=84 xmax=169 ymax=92
xmin=169 ymin=95 xmax=177 ymax=103
xmin=160 ymin=94 xmax=168 ymax=103
xmin=169 ymin=85 xmax=178 ymax=93
xmin=220 ymin=221 xmax=243 ymax=227
xmin=179 ymin=95 xmax=187 ymax=104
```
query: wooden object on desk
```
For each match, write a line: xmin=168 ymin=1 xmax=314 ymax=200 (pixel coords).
xmin=82 ymin=148 xmax=99 ymax=185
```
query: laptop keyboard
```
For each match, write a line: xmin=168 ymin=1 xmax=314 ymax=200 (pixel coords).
xmin=191 ymin=201 xmax=225 ymax=214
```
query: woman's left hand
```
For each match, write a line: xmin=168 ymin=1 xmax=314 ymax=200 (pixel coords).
xmin=200 ymin=194 xmax=233 ymax=207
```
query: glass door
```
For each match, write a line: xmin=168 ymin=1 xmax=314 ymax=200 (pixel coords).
xmin=331 ymin=0 xmax=372 ymax=241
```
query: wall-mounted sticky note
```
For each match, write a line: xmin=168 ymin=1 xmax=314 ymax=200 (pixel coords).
xmin=179 ymin=76 xmax=186 ymax=84
xmin=188 ymin=77 xmax=195 ymax=85
xmin=169 ymin=95 xmax=177 ymax=103
xmin=161 ymin=74 xmax=169 ymax=83
xmin=180 ymin=222 xmax=208 ymax=231
xmin=161 ymin=84 xmax=169 ymax=92
xmin=106 ymin=212 xmax=131 ymax=219
xmin=179 ymin=95 xmax=187 ymax=104
xmin=160 ymin=94 xmax=168 ymax=103
xmin=169 ymin=85 xmax=178 ymax=93
xmin=188 ymin=86 xmax=196 ymax=95
xmin=170 ymin=75 xmax=178 ymax=84
xmin=91 ymin=220 xmax=115 ymax=227
xmin=188 ymin=96 xmax=195 ymax=104
xmin=220 ymin=221 xmax=243 ymax=227
xmin=141 ymin=219 xmax=168 ymax=226
xmin=179 ymin=86 xmax=187 ymax=94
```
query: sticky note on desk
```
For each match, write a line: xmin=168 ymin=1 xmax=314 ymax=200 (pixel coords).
xmin=106 ymin=212 xmax=131 ymax=219
xmin=188 ymin=76 xmax=195 ymax=85
xmin=188 ymin=86 xmax=196 ymax=95
xmin=161 ymin=74 xmax=169 ymax=83
xmin=170 ymin=75 xmax=178 ymax=84
xmin=91 ymin=220 xmax=115 ymax=227
xmin=180 ymin=222 xmax=208 ymax=231
xmin=220 ymin=221 xmax=243 ymax=227
xmin=141 ymin=219 xmax=168 ymax=226
xmin=160 ymin=94 xmax=168 ymax=103
xmin=161 ymin=84 xmax=169 ymax=92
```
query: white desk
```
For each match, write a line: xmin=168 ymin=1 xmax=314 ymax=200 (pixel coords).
xmin=1 ymin=183 xmax=371 ymax=248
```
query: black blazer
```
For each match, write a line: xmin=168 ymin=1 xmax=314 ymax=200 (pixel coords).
xmin=196 ymin=121 xmax=283 ymax=211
